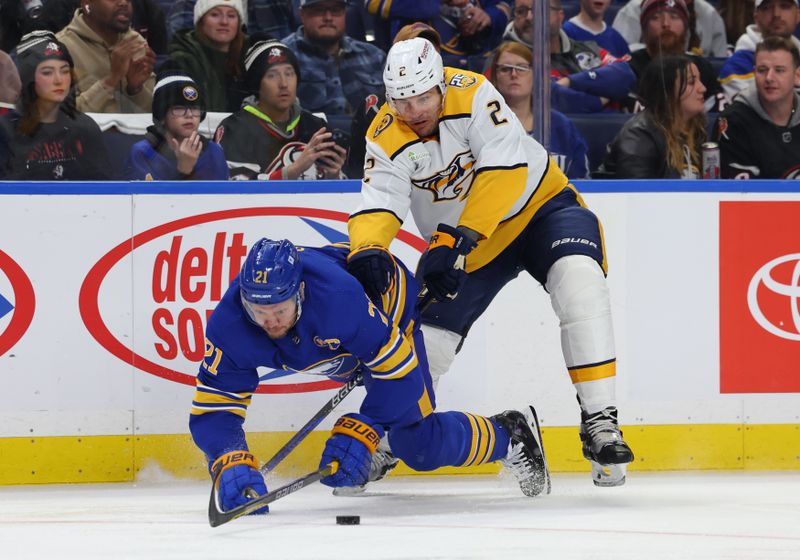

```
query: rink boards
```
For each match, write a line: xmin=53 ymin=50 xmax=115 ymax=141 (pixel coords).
xmin=0 ymin=180 xmax=798 ymax=484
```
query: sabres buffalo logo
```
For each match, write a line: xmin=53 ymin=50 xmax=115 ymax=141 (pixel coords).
xmin=313 ymin=336 xmax=341 ymax=350
xmin=182 ymin=86 xmax=199 ymax=101
xmin=411 ymin=150 xmax=475 ymax=202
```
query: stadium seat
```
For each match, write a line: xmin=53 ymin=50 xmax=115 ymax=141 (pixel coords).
xmin=566 ymin=112 xmax=633 ymax=173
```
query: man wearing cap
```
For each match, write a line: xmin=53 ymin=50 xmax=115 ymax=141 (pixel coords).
xmin=281 ymin=0 xmax=386 ymax=117
xmin=214 ymin=40 xmax=347 ymax=180
xmin=124 ymin=73 xmax=228 ymax=180
xmin=57 ymin=0 xmax=156 ymax=113
xmin=612 ymin=0 xmax=728 ymax=57
xmin=626 ymin=0 xmax=727 ymax=112
xmin=719 ymin=0 xmax=800 ymax=100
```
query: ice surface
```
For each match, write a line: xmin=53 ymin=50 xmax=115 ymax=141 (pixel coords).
xmin=1 ymin=471 xmax=798 ymax=560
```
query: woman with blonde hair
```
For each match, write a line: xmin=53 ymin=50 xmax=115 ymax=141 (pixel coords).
xmin=489 ymin=40 xmax=590 ymax=179
xmin=161 ymin=0 xmax=249 ymax=112
xmin=599 ymin=55 xmax=707 ymax=178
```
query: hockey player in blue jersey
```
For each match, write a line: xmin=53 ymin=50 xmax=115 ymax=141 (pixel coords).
xmin=190 ymin=238 xmax=550 ymax=514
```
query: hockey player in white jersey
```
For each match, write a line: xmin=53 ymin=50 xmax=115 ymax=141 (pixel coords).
xmin=346 ymin=37 xmax=634 ymax=487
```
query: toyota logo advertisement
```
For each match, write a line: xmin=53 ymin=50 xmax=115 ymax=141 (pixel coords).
xmin=720 ymin=202 xmax=800 ymax=393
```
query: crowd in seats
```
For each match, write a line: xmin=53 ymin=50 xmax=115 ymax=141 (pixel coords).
xmin=1 ymin=0 xmax=799 ymax=181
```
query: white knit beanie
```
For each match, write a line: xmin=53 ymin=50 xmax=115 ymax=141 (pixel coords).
xmin=193 ymin=0 xmax=245 ymax=26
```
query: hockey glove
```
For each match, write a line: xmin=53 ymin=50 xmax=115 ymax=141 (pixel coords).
xmin=320 ymin=413 xmax=385 ymax=488
xmin=210 ymin=450 xmax=269 ymax=514
xmin=347 ymin=245 xmax=395 ymax=302
xmin=418 ymin=224 xmax=477 ymax=302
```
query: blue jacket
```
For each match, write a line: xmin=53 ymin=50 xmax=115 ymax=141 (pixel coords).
xmin=124 ymin=125 xmax=229 ymax=180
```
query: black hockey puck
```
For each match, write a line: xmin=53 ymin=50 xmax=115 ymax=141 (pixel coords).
xmin=336 ymin=515 xmax=360 ymax=525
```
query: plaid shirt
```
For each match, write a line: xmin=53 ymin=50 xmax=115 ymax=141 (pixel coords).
xmin=282 ymin=27 xmax=385 ymax=116
xmin=167 ymin=0 xmax=296 ymax=40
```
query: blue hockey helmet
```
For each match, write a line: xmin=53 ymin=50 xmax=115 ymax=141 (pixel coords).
xmin=240 ymin=238 xmax=303 ymax=306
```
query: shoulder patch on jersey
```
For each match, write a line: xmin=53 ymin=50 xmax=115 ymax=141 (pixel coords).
xmin=443 ymin=67 xmax=485 ymax=116
xmin=717 ymin=117 xmax=728 ymax=140
xmin=214 ymin=126 xmax=224 ymax=144
xmin=365 ymin=94 xmax=380 ymax=114
xmin=373 ymin=113 xmax=394 ymax=139
xmin=448 ymin=73 xmax=478 ymax=89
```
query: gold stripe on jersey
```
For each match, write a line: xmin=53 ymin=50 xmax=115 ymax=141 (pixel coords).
xmin=365 ymin=0 xmax=392 ymax=18
xmin=380 ymin=262 xmax=407 ymax=327
xmin=464 ymin=158 xmax=569 ymax=272
xmin=459 ymin=165 xmax=528 ymax=240
xmin=568 ymin=358 xmax=616 ymax=384
xmin=366 ymin=327 xmax=419 ymax=379
xmin=417 ymin=384 xmax=434 ymax=418
xmin=349 ymin=210 xmax=402 ymax=250
xmin=191 ymin=382 xmax=253 ymax=418
xmin=462 ymin=413 xmax=496 ymax=466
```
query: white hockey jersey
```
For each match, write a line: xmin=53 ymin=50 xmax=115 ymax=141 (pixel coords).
xmin=348 ymin=67 xmax=572 ymax=272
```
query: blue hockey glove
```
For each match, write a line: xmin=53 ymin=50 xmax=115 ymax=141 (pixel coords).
xmin=210 ymin=450 xmax=269 ymax=514
xmin=347 ymin=245 xmax=395 ymax=302
xmin=418 ymin=224 xmax=477 ymax=302
xmin=320 ymin=413 xmax=385 ymax=488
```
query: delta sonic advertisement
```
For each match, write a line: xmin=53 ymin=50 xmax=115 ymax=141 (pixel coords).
xmin=0 ymin=249 xmax=35 ymax=358
xmin=78 ymin=196 xmax=426 ymax=431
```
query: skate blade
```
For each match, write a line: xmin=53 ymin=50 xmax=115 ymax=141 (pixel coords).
xmin=332 ymin=484 xmax=367 ymax=497
xmin=590 ymin=461 xmax=627 ymax=487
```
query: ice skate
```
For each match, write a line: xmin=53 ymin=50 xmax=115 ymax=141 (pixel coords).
xmin=492 ymin=406 xmax=551 ymax=497
xmin=580 ymin=406 xmax=634 ymax=487
xmin=332 ymin=444 xmax=399 ymax=496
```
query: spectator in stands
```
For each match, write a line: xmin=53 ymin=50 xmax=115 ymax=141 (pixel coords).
xmin=215 ymin=40 xmax=347 ymax=179
xmin=0 ymin=0 xmax=76 ymax=53
xmin=490 ymin=41 xmax=590 ymax=178
xmin=504 ymin=0 xmax=636 ymax=113
xmin=364 ymin=0 xmax=511 ymax=72
xmin=613 ymin=0 xmax=728 ymax=57
xmin=124 ymin=73 xmax=228 ymax=180
xmin=626 ymin=0 xmax=727 ymax=112
xmin=719 ymin=0 xmax=756 ymax=54
xmin=715 ymin=37 xmax=800 ymax=179
xmin=161 ymin=0 xmax=249 ymax=112
xmin=0 ymin=51 xmax=22 ymax=116
xmin=563 ymin=0 xmax=631 ymax=57
xmin=168 ymin=0 xmax=297 ymax=42
xmin=0 ymin=31 xmax=111 ymax=180
xmin=282 ymin=0 xmax=385 ymax=116
xmin=345 ymin=21 xmax=440 ymax=179
xmin=719 ymin=0 xmax=800 ymax=100
xmin=57 ymin=0 xmax=156 ymax=113
xmin=599 ymin=55 xmax=706 ymax=178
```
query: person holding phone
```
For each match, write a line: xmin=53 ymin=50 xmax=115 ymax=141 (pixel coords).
xmin=214 ymin=40 xmax=347 ymax=180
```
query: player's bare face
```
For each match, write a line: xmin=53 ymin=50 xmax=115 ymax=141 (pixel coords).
xmin=246 ymin=298 xmax=299 ymax=339
xmin=393 ymin=88 xmax=443 ymax=137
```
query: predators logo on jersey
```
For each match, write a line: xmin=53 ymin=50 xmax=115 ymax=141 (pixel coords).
xmin=411 ymin=150 xmax=475 ymax=202
xmin=373 ymin=114 xmax=394 ymax=139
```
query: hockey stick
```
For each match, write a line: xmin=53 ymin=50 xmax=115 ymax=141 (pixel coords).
xmin=259 ymin=373 xmax=361 ymax=476
xmin=208 ymin=462 xmax=338 ymax=528
xmin=206 ymin=375 xmax=359 ymax=526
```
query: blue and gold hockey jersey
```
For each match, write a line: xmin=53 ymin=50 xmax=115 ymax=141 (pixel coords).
xmin=189 ymin=244 xmax=434 ymax=462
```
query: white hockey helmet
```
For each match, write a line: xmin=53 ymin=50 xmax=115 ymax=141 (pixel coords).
xmin=383 ymin=37 xmax=446 ymax=104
